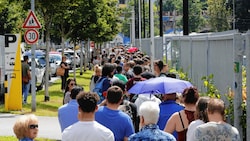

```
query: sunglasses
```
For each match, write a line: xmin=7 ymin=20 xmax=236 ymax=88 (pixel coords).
xmin=70 ymin=83 xmax=76 ymax=86
xmin=29 ymin=124 xmax=38 ymax=129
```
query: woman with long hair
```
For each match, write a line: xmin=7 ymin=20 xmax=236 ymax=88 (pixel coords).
xmin=63 ymin=78 xmax=76 ymax=104
xmin=186 ymin=96 xmax=210 ymax=141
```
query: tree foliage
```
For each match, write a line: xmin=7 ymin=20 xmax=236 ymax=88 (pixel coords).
xmin=207 ymin=0 xmax=231 ymax=31
xmin=0 ymin=0 xmax=121 ymax=44
xmin=170 ymin=0 xmax=206 ymax=32
xmin=65 ymin=0 xmax=121 ymax=43
xmin=0 ymin=0 xmax=27 ymax=34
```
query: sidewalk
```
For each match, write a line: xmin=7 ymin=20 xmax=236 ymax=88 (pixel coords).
xmin=0 ymin=113 xmax=62 ymax=140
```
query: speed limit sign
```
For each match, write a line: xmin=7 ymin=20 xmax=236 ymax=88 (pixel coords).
xmin=24 ymin=29 xmax=39 ymax=44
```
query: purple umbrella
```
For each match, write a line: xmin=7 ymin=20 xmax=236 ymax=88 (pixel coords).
xmin=128 ymin=77 xmax=193 ymax=94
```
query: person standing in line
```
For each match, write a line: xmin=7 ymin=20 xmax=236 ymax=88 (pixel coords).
xmin=123 ymin=61 xmax=134 ymax=80
xmin=157 ymin=73 xmax=184 ymax=139
xmin=58 ymin=86 xmax=83 ymax=132
xmin=62 ymin=91 xmax=114 ymax=141
xmin=95 ymin=86 xmax=135 ymax=141
xmin=164 ymin=87 xmax=199 ymax=141
xmin=63 ymin=78 xmax=77 ymax=104
xmin=22 ymin=55 xmax=31 ymax=104
xmin=186 ymin=97 xmax=210 ymax=141
xmin=126 ymin=65 xmax=146 ymax=102
xmin=89 ymin=65 xmax=102 ymax=92
xmin=193 ymin=98 xmax=240 ymax=141
xmin=153 ymin=60 xmax=168 ymax=77
xmin=128 ymin=101 xmax=176 ymax=141
xmin=112 ymin=80 xmax=139 ymax=133
xmin=13 ymin=114 xmax=39 ymax=141
xmin=114 ymin=65 xmax=128 ymax=84
xmin=157 ymin=92 xmax=184 ymax=139
xmin=60 ymin=56 xmax=70 ymax=92
xmin=94 ymin=63 xmax=116 ymax=103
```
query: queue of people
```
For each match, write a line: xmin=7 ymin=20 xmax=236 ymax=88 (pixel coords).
xmin=17 ymin=46 xmax=240 ymax=141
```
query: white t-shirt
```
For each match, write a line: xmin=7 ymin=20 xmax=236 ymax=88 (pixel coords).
xmin=186 ymin=119 xmax=204 ymax=141
xmin=62 ymin=121 xmax=114 ymax=141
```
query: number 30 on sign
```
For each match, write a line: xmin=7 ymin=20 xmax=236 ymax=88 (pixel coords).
xmin=24 ymin=29 xmax=39 ymax=44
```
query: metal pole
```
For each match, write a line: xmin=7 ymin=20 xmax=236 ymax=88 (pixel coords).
xmin=143 ymin=0 xmax=146 ymax=38
xmin=159 ymin=0 xmax=163 ymax=37
xmin=0 ymin=36 xmax=5 ymax=105
xmin=233 ymin=0 xmax=235 ymax=30
xmin=183 ymin=0 xmax=189 ymax=35
xmin=233 ymin=34 xmax=243 ymax=139
xmin=131 ymin=6 xmax=135 ymax=47
xmin=138 ymin=0 xmax=142 ymax=50
xmin=149 ymin=1 xmax=151 ymax=38
xmin=246 ymin=30 xmax=250 ymax=141
xmin=150 ymin=0 xmax=155 ymax=72
xmin=30 ymin=0 xmax=36 ymax=112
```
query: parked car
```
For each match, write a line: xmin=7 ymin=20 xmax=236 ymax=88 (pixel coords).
xmin=49 ymin=51 xmax=62 ymax=76
xmin=64 ymin=50 xmax=81 ymax=68
xmin=27 ymin=58 xmax=48 ymax=92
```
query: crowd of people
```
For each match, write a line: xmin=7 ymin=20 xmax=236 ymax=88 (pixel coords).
xmin=18 ymin=46 xmax=240 ymax=141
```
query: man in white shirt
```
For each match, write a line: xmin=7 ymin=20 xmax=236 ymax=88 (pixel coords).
xmin=62 ymin=91 xmax=114 ymax=141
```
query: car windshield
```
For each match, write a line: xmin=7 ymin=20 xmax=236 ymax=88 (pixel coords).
xmin=50 ymin=54 xmax=61 ymax=61
xmin=37 ymin=57 xmax=46 ymax=66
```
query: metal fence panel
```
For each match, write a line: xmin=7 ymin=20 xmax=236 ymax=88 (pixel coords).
xmin=136 ymin=37 xmax=163 ymax=60
xmin=169 ymin=33 xmax=236 ymax=97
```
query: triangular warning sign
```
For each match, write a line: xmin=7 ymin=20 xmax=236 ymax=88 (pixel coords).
xmin=22 ymin=10 xmax=41 ymax=29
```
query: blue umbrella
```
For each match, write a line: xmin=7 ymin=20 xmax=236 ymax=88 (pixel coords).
xmin=128 ymin=77 xmax=193 ymax=94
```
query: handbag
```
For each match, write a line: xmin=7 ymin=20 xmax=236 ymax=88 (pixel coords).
xmin=56 ymin=67 xmax=65 ymax=76
xmin=22 ymin=76 xmax=29 ymax=84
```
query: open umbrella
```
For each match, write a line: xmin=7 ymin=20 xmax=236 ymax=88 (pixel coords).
xmin=127 ymin=47 xmax=138 ymax=53
xmin=128 ymin=77 xmax=193 ymax=94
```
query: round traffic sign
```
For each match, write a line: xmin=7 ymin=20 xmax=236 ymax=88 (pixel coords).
xmin=24 ymin=29 xmax=39 ymax=44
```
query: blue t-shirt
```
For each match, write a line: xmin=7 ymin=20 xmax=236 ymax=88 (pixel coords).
xmin=20 ymin=137 xmax=34 ymax=141
xmin=157 ymin=100 xmax=184 ymax=138
xmin=58 ymin=100 xmax=79 ymax=132
xmin=128 ymin=124 xmax=176 ymax=141
xmin=95 ymin=106 xmax=135 ymax=141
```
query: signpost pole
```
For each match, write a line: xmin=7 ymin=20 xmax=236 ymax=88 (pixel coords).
xmin=150 ymin=0 xmax=155 ymax=73
xmin=31 ymin=0 xmax=36 ymax=112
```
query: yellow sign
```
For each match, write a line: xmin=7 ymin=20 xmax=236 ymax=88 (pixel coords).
xmin=5 ymin=34 xmax=22 ymax=110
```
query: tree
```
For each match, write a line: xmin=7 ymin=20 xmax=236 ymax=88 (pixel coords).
xmin=68 ymin=0 xmax=121 ymax=43
xmin=172 ymin=0 xmax=206 ymax=32
xmin=162 ymin=0 xmax=175 ymax=12
xmin=207 ymin=0 xmax=231 ymax=31
xmin=36 ymin=0 xmax=62 ymax=101
xmin=0 ymin=0 xmax=27 ymax=34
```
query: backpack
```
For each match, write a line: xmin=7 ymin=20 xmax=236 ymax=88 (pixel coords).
xmin=93 ymin=77 xmax=107 ymax=103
